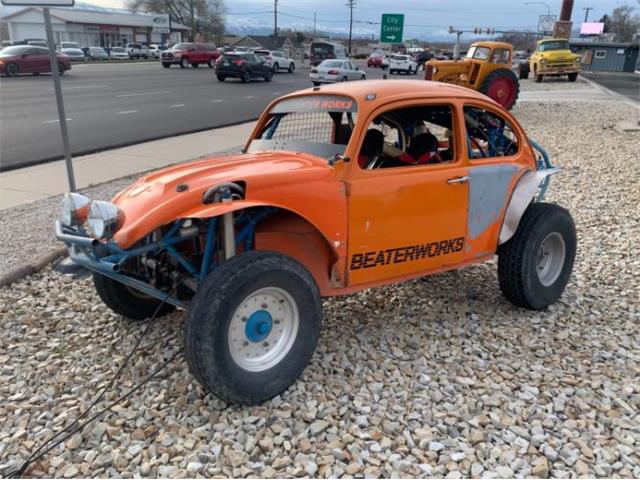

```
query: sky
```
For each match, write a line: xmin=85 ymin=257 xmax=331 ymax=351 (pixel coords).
xmin=15 ymin=0 xmax=634 ymax=38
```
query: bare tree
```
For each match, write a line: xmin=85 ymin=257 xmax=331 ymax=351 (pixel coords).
xmin=608 ymin=4 xmax=640 ymax=42
xmin=128 ymin=0 xmax=225 ymax=42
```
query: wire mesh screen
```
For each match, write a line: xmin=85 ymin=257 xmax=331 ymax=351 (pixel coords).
xmin=271 ymin=112 xmax=334 ymax=143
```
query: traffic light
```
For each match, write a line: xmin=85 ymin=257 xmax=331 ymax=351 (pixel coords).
xmin=449 ymin=26 xmax=455 ymax=34
xmin=473 ymin=27 xmax=480 ymax=34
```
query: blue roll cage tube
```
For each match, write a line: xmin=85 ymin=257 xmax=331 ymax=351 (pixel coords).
xmin=55 ymin=208 xmax=274 ymax=308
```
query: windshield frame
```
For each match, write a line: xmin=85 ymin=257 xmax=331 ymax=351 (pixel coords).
xmin=539 ymin=40 xmax=570 ymax=51
xmin=247 ymin=94 xmax=359 ymax=160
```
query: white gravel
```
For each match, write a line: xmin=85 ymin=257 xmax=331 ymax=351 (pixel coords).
xmin=1 ymin=79 xmax=639 ymax=478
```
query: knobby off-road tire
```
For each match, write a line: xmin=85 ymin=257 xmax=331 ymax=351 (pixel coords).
xmin=93 ymin=273 xmax=175 ymax=320
xmin=184 ymin=251 xmax=322 ymax=405
xmin=479 ymin=68 xmax=520 ymax=110
xmin=498 ymin=202 xmax=577 ymax=311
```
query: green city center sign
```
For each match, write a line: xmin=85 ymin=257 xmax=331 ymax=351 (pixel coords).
xmin=380 ymin=13 xmax=404 ymax=44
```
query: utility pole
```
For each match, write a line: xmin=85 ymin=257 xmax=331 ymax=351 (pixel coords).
xmin=274 ymin=0 xmax=278 ymax=37
xmin=313 ymin=12 xmax=317 ymax=38
xmin=583 ymin=7 xmax=593 ymax=22
xmin=346 ymin=0 xmax=356 ymax=56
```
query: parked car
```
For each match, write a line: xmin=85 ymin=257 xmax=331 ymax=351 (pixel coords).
xmin=87 ymin=46 xmax=109 ymax=60
xmin=309 ymin=59 xmax=366 ymax=85
xmin=109 ymin=47 xmax=129 ymax=60
xmin=26 ymin=39 xmax=48 ymax=47
xmin=389 ymin=54 xmax=418 ymax=75
xmin=215 ymin=52 xmax=273 ymax=82
xmin=0 ymin=45 xmax=71 ymax=76
xmin=57 ymin=41 xmax=85 ymax=61
xmin=126 ymin=43 xmax=149 ymax=59
xmin=161 ymin=42 xmax=220 ymax=68
xmin=367 ymin=53 xmax=383 ymax=68
xmin=254 ymin=49 xmax=295 ymax=73
xmin=414 ymin=50 xmax=434 ymax=66
xmin=148 ymin=44 xmax=166 ymax=59
xmin=55 ymin=80 xmax=575 ymax=406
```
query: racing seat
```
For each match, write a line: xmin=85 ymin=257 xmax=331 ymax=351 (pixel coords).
xmin=407 ymin=132 xmax=442 ymax=164
xmin=358 ymin=129 xmax=384 ymax=169
xmin=335 ymin=124 xmax=353 ymax=145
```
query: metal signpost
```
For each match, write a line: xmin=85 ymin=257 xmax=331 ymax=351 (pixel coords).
xmin=380 ymin=13 xmax=404 ymax=44
xmin=1 ymin=0 xmax=77 ymax=191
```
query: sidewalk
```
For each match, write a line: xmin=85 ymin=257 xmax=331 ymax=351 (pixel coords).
xmin=0 ymin=122 xmax=255 ymax=210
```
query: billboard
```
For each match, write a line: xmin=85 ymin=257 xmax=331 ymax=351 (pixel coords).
xmin=152 ymin=14 xmax=170 ymax=34
xmin=580 ymin=22 xmax=605 ymax=35
xmin=1 ymin=0 xmax=74 ymax=5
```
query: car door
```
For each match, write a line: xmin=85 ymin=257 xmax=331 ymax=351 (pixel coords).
xmin=345 ymin=61 xmax=357 ymax=80
xmin=346 ymin=100 xmax=470 ymax=286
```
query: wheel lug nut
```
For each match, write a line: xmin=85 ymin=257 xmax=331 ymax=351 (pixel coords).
xmin=261 ymin=303 xmax=268 ymax=308
xmin=274 ymin=319 xmax=280 ymax=324
xmin=243 ymin=341 xmax=249 ymax=346
xmin=263 ymin=342 xmax=269 ymax=347
xmin=241 ymin=317 xmax=247 ymax=322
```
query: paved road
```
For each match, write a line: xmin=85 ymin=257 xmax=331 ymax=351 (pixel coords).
xmin=0 ymin=61 xmax=389 ymax=171
xmin=581 ymin=71 xmax=640 ymax=103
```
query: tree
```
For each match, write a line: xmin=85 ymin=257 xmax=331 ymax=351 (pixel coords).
xmin=598 ymin=14 xmax=611 ymax=33
xmin=128 ymin=0 xmax=225 ymax=42
xmin=608 ymin=5 xmax=640 ymax=42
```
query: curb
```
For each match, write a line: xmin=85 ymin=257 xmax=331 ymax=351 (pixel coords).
xmin=0 ymin=247 xmax=68 ymax=288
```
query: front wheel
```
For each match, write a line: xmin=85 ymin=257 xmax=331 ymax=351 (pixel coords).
xmin=184 ymin=251 xmax=322 ymax=405
xmin=241 ymin=70 xmax=251 ymax=83
xmin=217 ymin=74 xmax=226 ymax=82
xmin=208 ymin=58 xmax=215 ymax=68
xmin=93 ymin=273 xmax=175 ymax=320
xmin=4 ymin=63 xmax=18 ymax=77
xmin=162 ymin=62 xmax=171 ymax=68
xmin=191 ymin=63 xmax=199 ymax=68
xmin=57 ymin=63 xmax=65 ymax=76
xmin=498 ymin=203 xmax=577 ymax=311
xmin=288 ymin=62 xmax=295 ymax=73
xmin=273 ymin=62 xmax=279 ymax=72
xmin=180 ymin=57 xmax=189 ymax=68
xmin=568 ymin=72 xmax=578 ymax=82
xmin=264 ymin=70 xmax=273 ymax=82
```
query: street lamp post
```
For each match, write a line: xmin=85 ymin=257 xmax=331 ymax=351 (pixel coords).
xmin=525 ymin=1 xmax=551 ymax=15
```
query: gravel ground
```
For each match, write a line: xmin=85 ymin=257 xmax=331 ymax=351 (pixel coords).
xmin=1 ymin=80 xmax=639 ymax=478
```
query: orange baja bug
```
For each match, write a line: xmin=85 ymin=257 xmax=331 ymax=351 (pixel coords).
xmin=56 ymin=80 xmax=577 ymax=405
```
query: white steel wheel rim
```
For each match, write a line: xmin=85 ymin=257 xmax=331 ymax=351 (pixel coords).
xmin=536 ymin=232 xmax=566 ymax=287
xmin=228 ymin=286 xmax=299 ymax=372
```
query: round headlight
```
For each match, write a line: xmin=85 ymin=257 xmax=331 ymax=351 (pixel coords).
xmin=540 ymin=58 xmax=548 ymax=65
xmin=86 ymin=201 xmax=123 ymax=239
xmin=60 ymin=192 xmax=90 ymax=226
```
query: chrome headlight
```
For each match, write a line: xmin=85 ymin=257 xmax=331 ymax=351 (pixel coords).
xmin=86 ymin=201 xmax=123 ymax=239
xmin=540 ymin=58 xmax=548 ymax=65
xmin=60 ymin=192 xmax=90 ymax=226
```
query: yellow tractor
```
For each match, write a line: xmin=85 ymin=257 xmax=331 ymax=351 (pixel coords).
xmin=424 ymin=41 xmax=520 ymax=110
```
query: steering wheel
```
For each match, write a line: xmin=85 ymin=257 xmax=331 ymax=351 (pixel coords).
xmin=469 ymin=136 xmax=488 ymax=158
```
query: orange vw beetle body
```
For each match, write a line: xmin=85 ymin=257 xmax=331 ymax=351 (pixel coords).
xmin=57 ymin=79 xmax=574 ymax=405
xmin=110 ymin=80 xmax=535 ymax=296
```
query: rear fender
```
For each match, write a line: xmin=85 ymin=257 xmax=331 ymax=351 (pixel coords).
xmin=499 ymin=168 xmax=561 ymax=244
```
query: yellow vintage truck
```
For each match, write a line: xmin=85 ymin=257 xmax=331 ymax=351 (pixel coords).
xmin=519 ymin=38 xmax=581 ymax=82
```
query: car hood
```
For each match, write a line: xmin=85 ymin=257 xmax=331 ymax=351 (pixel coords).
xmin=61 ymin=48 xmax=84 ymax=54
xmin=112 ymin=151 xmax=335 ymax=247
xmin=539 ymin=50 xmax=579 ymax=61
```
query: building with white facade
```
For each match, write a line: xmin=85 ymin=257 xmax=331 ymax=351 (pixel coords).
xmin=1 ymin=3 xmax=188 ymax=47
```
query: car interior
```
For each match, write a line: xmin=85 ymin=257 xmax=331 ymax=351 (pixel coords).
xmin=357 ymin=105 xmax=455 ymax=169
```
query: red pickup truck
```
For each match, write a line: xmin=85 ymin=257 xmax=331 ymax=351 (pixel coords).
xmin=161 ymin=42 xmax=220 ymax=68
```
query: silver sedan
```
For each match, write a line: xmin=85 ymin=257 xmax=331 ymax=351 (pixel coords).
xmin=309 ymin=59 xmax=366 ymax=85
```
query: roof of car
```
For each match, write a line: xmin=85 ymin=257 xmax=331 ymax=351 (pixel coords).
xmin=280 ymin=80 xmax=493 ymax=106
xmin=471 ymin=41 xmax=513 ymax=49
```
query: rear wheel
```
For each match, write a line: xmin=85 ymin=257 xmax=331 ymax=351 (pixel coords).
xmin=5 ymin=63 xmax=19 ymax=77
xmin=180 ymin=57 xmax=189 ymax=68
xmin=184 ymin=251 xmax=321 ymax=405
xmin=273 ymin=62 xmax=279 ymax=72
xmin=241 ymin=70 xmax=251 ymax=83
xmin=341 ymin=76 xmax=348 ymax=82
xmin=479 ymin=68 xmax=520 ymax=110
xmin=191 ymin=63 xmax=199 ymax=68
xmin=498 ymin=203 xmax=577 ymax=310
xmin=264 ymin=69 xmax=273 ymax=82
xmin=162 ymin=62 xmax=171 ymax=68
xmin=518 ymin=62 xmax=530 ymax=79
xmin=93 ymin=273 xmax=175 ymax=320
xmin=217 ymin=74 xmax=226 ymax=82
xmin=312 ymin=81 xmax=320 ymax=86
xmin=208 ymin=58 xmax=215 ymax=68
xmin=57 ymin=63 xmax=65 ymax=76
xmin=568 ymin=72 xmax=578 ymax=82
xmin=288 ymin=62 xmax=295 ymax=73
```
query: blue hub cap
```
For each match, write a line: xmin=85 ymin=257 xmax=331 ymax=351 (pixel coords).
xmin=245 ymin=310 xmax=273 ymax=343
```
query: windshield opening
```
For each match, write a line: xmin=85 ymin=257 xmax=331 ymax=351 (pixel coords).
xmin=467 ymin=46 xmax=490 ymax=60
xmin=172 ymin=43 xmax=192 ymax=50
xmin=539 ymin=41 xmax=570 ymax=51
xmin=320 ymin=60 xmax=343 ymax=67
xmin=0 ymin=46 xmax=27 ymax=56
xmin=247 ymin=95 xmax=358 ymax=159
